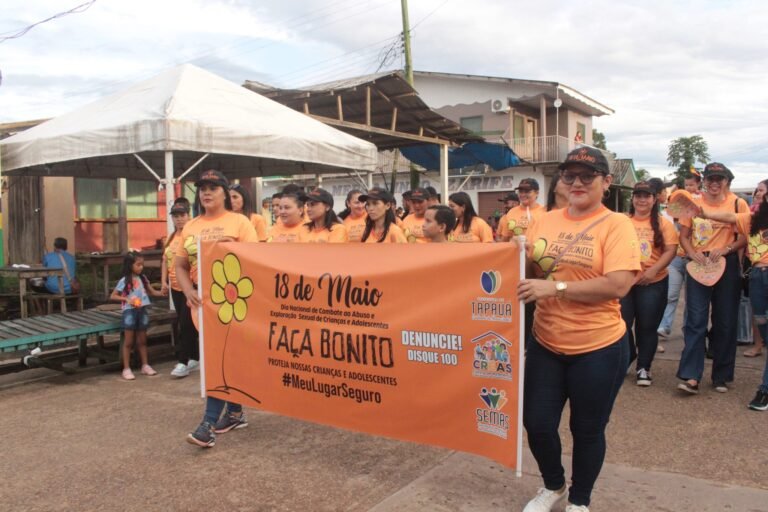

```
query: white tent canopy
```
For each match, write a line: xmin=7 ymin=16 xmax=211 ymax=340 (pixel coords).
xmin=0 ymin=64 xmax=378 ymax=179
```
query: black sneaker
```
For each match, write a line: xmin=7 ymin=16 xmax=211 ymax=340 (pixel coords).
xmin=636 ymin=369 xmax=652 ymax=387
xmin=748 ymin=390 xmax=768 ymax=411
xmin=677 ymin=381 xmax=699 ymax=394
xmin=214 ymin=411 xmax=248 ymax=434
xmin=187 ymin=421 xmax=215 ymax=448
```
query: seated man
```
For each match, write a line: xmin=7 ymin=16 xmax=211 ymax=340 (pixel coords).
xmin=42 ymin=237 xmax=77 ymax=294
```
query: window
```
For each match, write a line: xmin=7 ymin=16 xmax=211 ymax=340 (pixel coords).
xmin=513 ymin=115 xmax=525 ymax=139
xmin=460 ymin=116 xmax=483 ymax=136
xmin=576 ymin=122 xmax=586 ymax=142
xmin=75 ymin=178 xmax=158 ymax=219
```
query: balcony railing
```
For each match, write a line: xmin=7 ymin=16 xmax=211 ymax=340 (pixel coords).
xmin=511 ymin=135 xmax=613 ymax=168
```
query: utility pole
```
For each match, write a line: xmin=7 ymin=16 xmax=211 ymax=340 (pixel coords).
xmin=400 ymin=0 xmax=419 ymax=189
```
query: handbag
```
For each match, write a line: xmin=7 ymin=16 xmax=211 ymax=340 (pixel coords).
xmin=57 ymin=252 xmax=80 ymax=295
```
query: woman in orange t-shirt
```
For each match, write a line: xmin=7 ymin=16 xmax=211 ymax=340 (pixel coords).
xmin=517 ymin=147 xmax=640 ymax=510
xmin=448 ymin=192 xmax=494 ymax=243
xmin=341 ymin=189 xmax=368 ymax=242
xmin=619 ymin=182 xmax=678 ymax=386
xmin=267 ymin=194 xmax=307 ymax=243
xmin=162 ymin=198 xmax=191 ymax=376
xmin=301 ymin=188 xmax=348 ymax=243
xmin=229 ymin=184 xmax=268 ymax=241
xmin=359 ymin=188 xmax=407 ymax=243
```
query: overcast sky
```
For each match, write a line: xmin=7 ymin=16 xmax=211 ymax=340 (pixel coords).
xmin=1 ymin=0 xmax=766 ymax=187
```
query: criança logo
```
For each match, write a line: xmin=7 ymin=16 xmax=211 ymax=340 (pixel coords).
xmin=481 ymin=270 xmax=501 ymax=295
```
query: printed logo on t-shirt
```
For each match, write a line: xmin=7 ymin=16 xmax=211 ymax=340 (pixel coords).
xmin=183 ymin=235 xmax=198 ymax=268
xmin=747 ymin=230 xmax=768 ymax=263
xmin=692 ymin=218 xmax=714 ymax=248
xmin=639 ymin=239 xmax=652 ymax=262
xmin=531 ymin=239 xmax=557 ymax=279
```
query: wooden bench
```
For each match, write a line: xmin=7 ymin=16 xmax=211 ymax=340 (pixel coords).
xmin=23 ymin=293 xmax=84 ymax=315
xmin=0 ymin=306 xmax=176 ymax=373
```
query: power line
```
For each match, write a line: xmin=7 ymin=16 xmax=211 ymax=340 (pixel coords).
xmin=0 ymin=1 xmax=97 ymax=44
xmin=411 ymin=0 xmax=452 ymax=30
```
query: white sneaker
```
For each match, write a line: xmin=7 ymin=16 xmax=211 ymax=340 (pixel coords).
xmin=170 ymin=363 xmax=190 ymax=378
xmin=657 ymin=328 xmax=670 ymax=338
xmin=187 ymin=359 xmax=200 ymax=372
xmin=523 ymin=487 xmax=566 ymax=512
xmin=565 ymin=504 xmax=589 ymax=512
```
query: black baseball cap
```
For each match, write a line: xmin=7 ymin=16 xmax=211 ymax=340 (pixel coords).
xmin=632 ymin=181 xmax=655 ymax=195
xmin=300 ymin=188 xmax=334 ymax=207
xmin=559 ymin=147 xmax=610 ymax=175
xmin=195 ymin=169 xmax=229 ymax=188
xmin=409 ymin=188 xmax=429 ymax=202
xmin=703 ymin=162 xmax=733 ymax=180
xmin=499 ymin=192 xmax=519 ymax=202
xmin=515 ymin=178 xmax=540 ymax=191
xmin=358 ymin=187 xmax=394 ymax=203
xmin=170 ymin=203 xmax=190 ymax=215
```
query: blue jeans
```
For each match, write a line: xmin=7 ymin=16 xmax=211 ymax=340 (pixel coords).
xmin=523 ymin=334 xmax=629 ymax=507
xmin=677 ymin=253 xmax=741 ymax=383
xmin=749 ymin=268 xmax=768 ymax=393
xmin=203 ymin=396 xmax=242 ymax=425
xmin=621 ymin=277 xmax=669 ymax=371
xmin=658 ymin=256 xmax=687 ymax=333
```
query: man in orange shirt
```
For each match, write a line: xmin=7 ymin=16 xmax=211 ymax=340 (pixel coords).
xmin=498 ymin=178 xmax=545 ymax=241
xmin=402 ymin=188 xmax=430 ymax=243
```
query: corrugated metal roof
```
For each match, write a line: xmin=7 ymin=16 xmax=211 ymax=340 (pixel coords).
xmin=244 ymin=70 xmax=481 ymax=150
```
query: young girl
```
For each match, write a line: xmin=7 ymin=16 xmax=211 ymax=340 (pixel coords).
xmin=111 ymin=251 xmax=165 ymax=381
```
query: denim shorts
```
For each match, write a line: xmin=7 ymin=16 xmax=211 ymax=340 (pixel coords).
xmin=122 ymin=307 xmax=149 ymax=332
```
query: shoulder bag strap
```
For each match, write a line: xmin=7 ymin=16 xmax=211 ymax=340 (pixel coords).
xmin=57 ymin=252 xmax=73 ymax=282
xmin=542 ymin=213 xmax=613 ymax=280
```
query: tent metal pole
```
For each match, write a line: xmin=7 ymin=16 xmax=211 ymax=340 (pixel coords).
xmin=117 ymin=178 xmax=128 ymax=253
xmin=439 ymin=143 xmax=449 ymax=205
xmin=165 ymin=151 xmax=175 ymax=236
xmin=177 ymin=153 xmax=210 ymax=182
xmin=133 ymin=153 xmax=162 ymax=182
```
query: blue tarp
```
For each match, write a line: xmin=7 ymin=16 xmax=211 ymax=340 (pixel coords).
xmin=399 ymin=142 xmax=521 ymax=171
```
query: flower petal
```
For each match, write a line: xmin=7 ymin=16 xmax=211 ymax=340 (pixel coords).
xmin=210 ymin=283 xmax=226 ymax=304
xmin=233 ymin=298 xmax=248 ymax=322
xmin=212 ymin=260 xmax=227 ymax=287
xmin=236 ymin=277 xmax=254 ymax=299
xmin=218 ymin=302 xmax=234 ymax=324
xmin=223 ymin=253 xmax=241 ymax=283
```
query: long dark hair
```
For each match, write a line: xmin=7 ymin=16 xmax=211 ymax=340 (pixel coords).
xmin=229 ymin=183 xmax=254 ymax=218
xmin=120 ymin=251 xmax=150 ymax=295
xmin=195 ymin=184 xmax=233 ymax=215
xmin=361 ymin=200 xmax=396 ymax=243
xmin=751 ymin=181 xmax=768 ymax=236
xmin=629 ymin=191 xmax=664 ymax=249
xmin=305 ymin=206 xmax=341 ymax=232
xmin=338 ymin=189 xmax=363 ymax=220
xmin=546 ymin=175 xmax=561 ymax=211
xmin=448 ymin=191 xmax=477 ymax=233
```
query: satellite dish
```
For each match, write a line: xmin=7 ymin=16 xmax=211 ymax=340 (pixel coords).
xmin=553 ymin=98 xmax=562 ymax=108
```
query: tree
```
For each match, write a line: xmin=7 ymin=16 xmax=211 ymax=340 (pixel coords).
xmin=667 ymin=135 xmax=710 ymax=186
xmin=592 ymin=129 xmax=607 ymax=150
xmin=635 ymin=168 xmax=651 ymax=182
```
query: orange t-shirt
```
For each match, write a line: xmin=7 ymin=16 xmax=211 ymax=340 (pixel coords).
xmin=343 ymin=214 xmax=368 ymax=243
xmin=450 ymin=216 xmax=494 ymax=243
xmin=363 ymin=224 xmax=407 ymax=243
xmin=680 ymin=195 xmax=749 ymax=251
xmin=527 ymin=206 xmax=641 ymax=355
xmin=177 ymin=211 xmax=259 ymax=285
xmin=629 ymin=215 xmax=679 ymax=283
xmin=250 ymin=213 xmax=268 ymax=241
xmin=499 ymin=203 xmax=545 ymax=239
xmin=267 ymin=222 xmax=305 ymax=243
xmin=402 ymin=214 xmax=427 ymax=243
xmin=301 ymin=223 xmax=349 ymax=243
xmin=736 ymin=212 xmax=768 ymax=265
xmin=164 ymin=233 xmax=183 ymax=291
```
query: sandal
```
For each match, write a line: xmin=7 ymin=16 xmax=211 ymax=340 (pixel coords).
xmin=744 ymin=348 xmax=763 ymax=357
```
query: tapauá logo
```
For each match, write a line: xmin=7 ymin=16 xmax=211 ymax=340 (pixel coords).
xmin=472 ymin=331 xmax=513 ymax=381
xmin=475 ymin=387 xmax=510 ymax=439
xmin=481 ymin=270 xmax=501 ymax=295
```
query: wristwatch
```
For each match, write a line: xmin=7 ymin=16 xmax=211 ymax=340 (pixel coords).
xmin=555 ymin=281 xmax=567 ymax=299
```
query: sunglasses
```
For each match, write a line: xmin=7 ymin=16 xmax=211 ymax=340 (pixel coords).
xmin=559 ymin=169 xmax=605 ymax=185
xmin=704 ymin=175 xmax=725 ymax=183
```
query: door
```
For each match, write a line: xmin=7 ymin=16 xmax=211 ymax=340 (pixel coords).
xmin=8 ymin=176 xmax=45 ymax=264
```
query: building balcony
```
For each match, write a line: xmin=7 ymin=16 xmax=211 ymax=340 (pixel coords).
xmin=510 ymin=135 xmax=613 ymax=167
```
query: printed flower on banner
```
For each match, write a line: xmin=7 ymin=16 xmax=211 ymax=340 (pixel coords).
xmin=210 ymin=253 xmax=253 ymax=324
